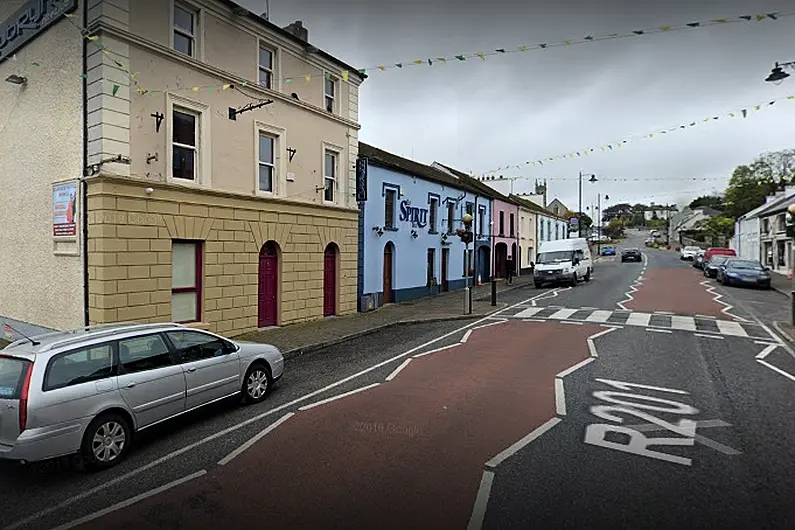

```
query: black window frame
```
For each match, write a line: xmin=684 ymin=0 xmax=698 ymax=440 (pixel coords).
xmin=384 ymin=188 xmax=396 ymax=229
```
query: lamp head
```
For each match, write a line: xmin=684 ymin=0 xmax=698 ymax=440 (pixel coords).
xmin=766 ymin=65 xmax=790 ymax=83
xmin=588 ymin=174 xmax=598 ymax=183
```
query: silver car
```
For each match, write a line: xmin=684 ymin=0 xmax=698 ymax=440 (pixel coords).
xmin=0 ymin=322 xmax=283 ymax=470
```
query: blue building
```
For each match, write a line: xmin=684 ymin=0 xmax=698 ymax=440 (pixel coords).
xmin=356 ymin=143 xmax=493 ymax=311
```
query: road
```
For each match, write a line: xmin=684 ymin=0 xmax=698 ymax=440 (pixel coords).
xmin=2 ymin=230 xmax=795 ymax=530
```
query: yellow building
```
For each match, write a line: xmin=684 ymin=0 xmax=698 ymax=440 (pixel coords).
xmin=0 ymin=0 xmax=365 ymax=337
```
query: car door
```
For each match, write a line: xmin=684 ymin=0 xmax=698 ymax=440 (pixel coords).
xmin=116 ymin=334 xmax=186 ymax=429
xmin=164 ymin=330 xmax=241 ymax=411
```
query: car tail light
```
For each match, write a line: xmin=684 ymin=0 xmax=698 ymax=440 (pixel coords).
xmin=18 ymin=362 xmax=33 ymax=432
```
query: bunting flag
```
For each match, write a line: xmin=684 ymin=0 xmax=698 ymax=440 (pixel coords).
xmin=284 ymin=11 xmax=790 ymax=84
xmin=477 ymin=94 xmax=795 ymax=180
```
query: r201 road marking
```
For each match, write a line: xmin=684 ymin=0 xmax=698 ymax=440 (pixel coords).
xmin=584 ymin=378 xmax=739 ymax=466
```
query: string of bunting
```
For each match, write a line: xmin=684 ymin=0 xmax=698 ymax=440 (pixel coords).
xmin=477 ymin=94 xmax=795 ymax=180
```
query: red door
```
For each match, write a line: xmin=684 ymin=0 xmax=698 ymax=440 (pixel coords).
xmin=258 ymin=242 xmax=278 ymax=327
xmin=383 ymin=243 xmax=393 ymax=304
xmin=323 ymin=245 xmax=337 ymax=316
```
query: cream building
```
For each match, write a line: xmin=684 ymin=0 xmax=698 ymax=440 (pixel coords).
xmin=0 ymin=0 xmax=365 ymax=338
xmin=509 ymin=195 xmax=542 ymax=274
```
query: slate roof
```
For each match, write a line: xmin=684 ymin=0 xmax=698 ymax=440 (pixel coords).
xmin=509 ymin=194 xmax=567 ymax=221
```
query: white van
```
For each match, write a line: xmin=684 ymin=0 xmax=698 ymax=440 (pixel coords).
xmin=533 ymin=238 xmax=593 ymax=288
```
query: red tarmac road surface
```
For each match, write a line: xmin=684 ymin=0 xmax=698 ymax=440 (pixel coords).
xmin=624 ymin=268 xmax=726 ymax=317
xmin=75 ymin=321 xmax=600 ymax=530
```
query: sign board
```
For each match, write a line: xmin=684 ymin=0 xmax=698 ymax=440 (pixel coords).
xmin=569 ymin=216 xmax=579 ymax=228
xmin=0 ymin=0 xmax=79 ymax=64
xmin=53 ymin=181 xmax=78 ymax=237
xmin=355 ymin=158 xmax=368 ymax=202
xmin=399 ymin=200 xmax=428 ymax=228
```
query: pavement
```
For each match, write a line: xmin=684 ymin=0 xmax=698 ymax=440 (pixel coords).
xmin=3 ymin=229 xmax=795 ymax=530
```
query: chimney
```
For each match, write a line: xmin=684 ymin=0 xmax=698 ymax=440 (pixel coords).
xmin=283 ymin=20 xmax=309 ymax=42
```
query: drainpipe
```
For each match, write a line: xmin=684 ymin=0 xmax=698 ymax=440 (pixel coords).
xmin=81 ymin=0 xmax=89 ymax=327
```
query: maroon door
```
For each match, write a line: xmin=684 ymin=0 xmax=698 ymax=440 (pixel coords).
xmin=441 ymin=248 xmax=449 ymax=292
xmin=383 ymin=243 xmax=393 ymax=304
xmin=323 ymin=245 xmax=337 ymax=316
xmin=258 ymin=242 xmax=278 ymax=327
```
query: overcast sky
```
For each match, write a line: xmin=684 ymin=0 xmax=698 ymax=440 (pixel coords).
xmin=240 ymin=0 xmax=795 ymax=211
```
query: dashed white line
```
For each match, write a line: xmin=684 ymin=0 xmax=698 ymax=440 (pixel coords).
xmin=695 ymin=333 xmax=724 ymax=339
xmin=467 ymin=471 xmax=495 ymax=530
xmin=522 ymin=318 xmax=546 ymax=322
xmin=756 ymin=344 xmax=778 ymax=360
xmin=218 ymin=413 xmax=294 ymax=465
xmin=554 ymin=378 xmax=567 ymax=415
xmin=646 ymin=328 xmax=673 ymax=334
xmin=556 ymin=357 xmax=595 ymax=378
xmin=298 ymin=383 xmax=381 ymax=411
xmin=561 ymin=321 xmax=584 ymax=326
xmin=654 ymin=311 xmax=675 ymax=315
xmin=412 ymin=343 xmax=460 ymax=358
xmin=484 ymin=417 xmax=562 ymax=469
xmin=385 ymin=358 xmax=413 ymax=381
xmin=461 ymin=329 xmax=474 ymax=343
xmin=757 ymin=359 xmax=795 ymax=382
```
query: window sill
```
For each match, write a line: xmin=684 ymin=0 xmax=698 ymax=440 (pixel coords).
xmin=384 ymin=227 xmax=399 ymax=232
xmin=428 ymin=230 xmax=438 ymax=235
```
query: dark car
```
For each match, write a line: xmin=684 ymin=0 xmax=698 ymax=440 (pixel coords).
xmin=703 ymin=255 xmax=730 ymax=278
xmin=716 ymin=258 xmax=771 ymax=289
xmin=621 ymin=248 xmax=642 ymax=262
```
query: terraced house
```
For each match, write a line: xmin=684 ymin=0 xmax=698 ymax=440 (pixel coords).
xmin=0 ymin=0 xmax=365 ymax=337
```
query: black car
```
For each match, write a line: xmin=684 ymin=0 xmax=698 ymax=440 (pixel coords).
xmin=621 ymin=248 xmax=642 ymax=262
xmin=703 ymin=255 xmax=729 ymax=278
xmin=716 ymin=258 xmax=772 ymax=289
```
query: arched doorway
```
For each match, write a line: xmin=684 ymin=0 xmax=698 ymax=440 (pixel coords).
xmin=323 ymin=243 xmax=338 ymax=317
xmin=478 ymin=246 xmax=490 ymax=282
xmin=258 ymin=241 xmax=279 ymax=327
xmin=494 ymin=242 xmax=508 ymax=278
xmin=383 ymin=242 xmax=394 ymax=304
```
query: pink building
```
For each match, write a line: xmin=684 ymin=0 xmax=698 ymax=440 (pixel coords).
xmin=491 ymin=195 xmax=521 ymax=278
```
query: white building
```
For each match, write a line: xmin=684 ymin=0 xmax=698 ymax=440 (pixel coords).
xmin=733 ymin=188 xmax=795 ymax=262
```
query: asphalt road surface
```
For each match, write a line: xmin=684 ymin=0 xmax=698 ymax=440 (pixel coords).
xmin=3 ymin=230 xmax=794 ymax=530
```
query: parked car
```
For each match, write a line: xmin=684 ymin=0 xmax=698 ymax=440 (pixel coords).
xmin=621 ymin=248 xmax=643 ymax=262
xmin=703 ymin=247 xmax=736 ymax=264
xmin=680 ymin=246 xmax=701 ymax=261
xmin=0 ymin=322 xmax=284 ymax=470
xmin=601 ymin=246 xmax=616 ymax=256
xmin=703 ymin=255 xmax=730 ymax=278
xmin=716 ymin=258 xmax=772 ymax=289
xmin=693 ymin=249 xmax=706 ymax=269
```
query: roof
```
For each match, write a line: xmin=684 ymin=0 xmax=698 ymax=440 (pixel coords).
xmin=219 ymin=1 xmax=366 ymax=81
xmin=359 ymin=144 xmax=484 ymax=195
xmin=744 ymin=189 xmax=795 ymax=219
xmin=697 ymin=206 xmax=722 ymax=217
xmin=509 ymin=194 xmax=567 ymax=221
xmin=433 ymin=163 xmax=513 ymax=202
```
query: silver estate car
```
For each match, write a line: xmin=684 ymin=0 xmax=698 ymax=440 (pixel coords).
xmin=0 ymin=322 xmax=284 ymax=470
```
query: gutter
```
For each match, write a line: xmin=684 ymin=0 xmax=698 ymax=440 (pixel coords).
xmin=81 ymin=0 xmax=89 ymax=326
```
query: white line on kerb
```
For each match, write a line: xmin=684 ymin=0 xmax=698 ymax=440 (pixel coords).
xmin=554 ymin=378 xmax=567 ymax=415
xmin=49 ymin=470 xmax=207 ymax=530
xmin=385 ymin=358 xmax=413 ymax=381
xmin=5 ymin=290 xmax=554 ymax=530
xmin=756 ymin=344 xmax=779 ymax=360
xmin=298 ymin=383 xmax=381 ymax=411
xmin=218 ymin=413 xmax=294 ymax=465
xmin=485 ymin=418 xmax=562 ymax=469
xmin=467 ymin=471 xmax=495 ymax=530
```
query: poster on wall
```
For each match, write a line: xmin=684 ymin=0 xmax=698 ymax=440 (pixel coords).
xmin=53 ymin=181 xmax=78 ymax=237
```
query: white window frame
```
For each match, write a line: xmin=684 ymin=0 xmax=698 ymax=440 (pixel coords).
xmin=166 ymin=92 xmax=211 ymax=187
xmin=324 ymin=74 xmax=337 ymax=113
xmin=253 ymin=121 xmax=286 ymax=196
xmin=257 ymin=41 xmax=278 ymax=90
xmin=170 ymin=1 xmax=203 ymax=60
xmin=321 ymin=141 xmax=344 ymax=205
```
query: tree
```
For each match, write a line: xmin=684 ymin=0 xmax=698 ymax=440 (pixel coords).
xmin=603 ymin=203 xmax=633 ymax=221
xmin=723 ymin=164 xmax=777 ymax=219
xmin=689 ymin=195 xmax=724 ymax=210
xmin=564 ymin=210 xmax=593 ymax=230
xmin=603 ymin=218 xmax=626 ymax=239
xmin=696 ymin=215 xmax=735 ymax=247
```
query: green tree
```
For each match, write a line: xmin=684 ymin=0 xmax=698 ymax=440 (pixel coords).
xmin=697 ymin=215 xmax=735 ymax=246
xmin=723 ymin=164 xmax=776 ymax=219
xmin=603 ymin=218 xmax=626 ymax=239
xmin=689 ymin=195 xmax=724 ymax=210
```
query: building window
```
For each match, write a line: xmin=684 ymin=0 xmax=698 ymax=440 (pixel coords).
xmin=258 ymin=45 xmax=274 ymax=88
xmin=540 ymin=220 xmax=544 ymax=241
xmin=528 ymin=247 xmax=533 ymax=263
xmin=324 ymin=76 xmax=336 ymax=113
xmin=478 ymin=207 xmax=485 ymax=236
xmin=258 ymin=133 xmax=275 ymax=192
xmin=466 ymin=202 xmax=473 ymax=216
xmin=384 ymin=189 xmax=396 ymax=229
xmin=427 ymin=248 xmax=435 ymax=286
xmin=499 ymin=211 xmax=505 ymax=236
xmin=509 ymin=213 xmax=515 ymax=237
xmin=447 ymin=202 xmax=455 ymax=233
xmin=429 ymin=198 xmax=438 ymax=232
xmin=172 ymin=241 xmax=202 ymax=323
xmin=324 ymin=150 xmax=337 ymax=202
xmin=172 ymin=108 xmax=198 ymax=181
xmin=173 ymin=3 xmax=197 ymax=57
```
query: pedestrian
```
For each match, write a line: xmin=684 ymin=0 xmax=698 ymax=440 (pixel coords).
xmin=506 ymin=256 xmax=514 ymax=285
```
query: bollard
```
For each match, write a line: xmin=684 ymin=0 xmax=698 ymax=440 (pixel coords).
xmin=491 ymin=279 xmax=497 ymax=306
xmin=464 ymin=287 xmax=471 ymax=314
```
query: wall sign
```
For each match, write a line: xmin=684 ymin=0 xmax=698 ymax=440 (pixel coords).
xmin=0 ymin=0 xmax=78 ymax=64
xmin=399 ymin=200 xmax=428 ymax=228
xmin=53 ymin=181 xmax=78 ymax=237
xmin=355 ymin=157 xmax=368 ymax=202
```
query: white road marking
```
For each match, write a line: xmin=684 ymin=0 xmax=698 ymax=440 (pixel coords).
xmin=654 ymin=311 xmax=674 ymax=315
xmin=484 ymin=417 xmax=562 ymax=469
xmin=757 ymin=359 xmax=795 ymax=382
xmin=671 ymin=316 xmax=697 ymax=331
xmin=585 ymin=310 xmax=612 ymax=323
xmin=756 ymin=344 xmax=778 ymax=360
xmin=467 ymin=471 xmax=495 ymax=530
xmin=561 ymin=321 xmax=584 ymax=325
xmin=298 ymin=383 xmax=381 ymax=411
xmin=716 ymin=320 xmax=748 ymax=337
xmin=646 ymin=328 xmax=672 ymax=334
xmin=626 ymin=312 xmax=651 ymax=327
xmin=624 ymin=419 xmax=741 ymax=455
xmin=460 ymin=329 xmax=473 ymax=343
xmin=699 ymin=280 xmax=751 ymax=323
xmin=586 ymin=327 xmax=618 ymax=359
xmin=549 ymin=308 xmax=578 ymax=320
xmin=472 ymin=319 xmax=508 ymax=330
xmin=581 ymin=306 xmax=599 ymax=310
xmin=554 ymin=378 xmax=567 ymax=415
xmin=696 ymin=314 xmax=717 ymax=319
xmin=755 ymin=340 xmax=779 ymax=346
xmin=556 ymin=357 xmax=595 ymax=378
xmin=49 ymin=470 xmax=207 ymax=530
xmin=522 ymin=318 xmax=547 ymax=322
xmin=695 ymin=333 xmax=724 ymax=339
xmin=218 ymin=413 xmax=294 ymax=465
xmin=385 ymin=358 xmax=413 ymax=381
xmin=412 ymin=343 xmax=460 ymax=358
xmin=601 ymin=324 xmax=623 ymax=329
xmin=515 ymin=307 xmax=544 ymax=318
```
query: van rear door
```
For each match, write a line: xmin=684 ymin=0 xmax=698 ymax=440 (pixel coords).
xmin=0 ymin=355 xmax=31 ymax=448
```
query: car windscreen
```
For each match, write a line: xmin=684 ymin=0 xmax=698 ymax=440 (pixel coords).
xmin=709 ymin=256 xmax=729 ymax=265
xmin=537 ymin=251 xmax=573 ymax=264
xmin=726 ymin=260 xmax=764 ymax=271
xmin=0 ymin=356 xmax=29 ymax=399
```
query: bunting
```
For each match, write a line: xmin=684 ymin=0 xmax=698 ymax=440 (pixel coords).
xmin=477 ymin=94 xmax=795 ymax=180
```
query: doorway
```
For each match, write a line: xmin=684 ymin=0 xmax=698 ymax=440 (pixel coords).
xmin=257 ymin=241 xmax=279 ymax=327
xmin=383 ymin=242 xmax=394 ymax=304
xmin=323 ymin=243 xmax=338 ymax=316
xmin=441 ymin=248 xmax=449 ymax=292
xmin=495 ymin=242 xmax=508 ymax=278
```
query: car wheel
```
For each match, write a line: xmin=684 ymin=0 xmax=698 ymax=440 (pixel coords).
xmin=571 ymin=273 xmax=578 ymax=287
xmin=534 ymin=281 xmax=543 ymax=288
xmin=81 ymin=412 xmax=132 ymax=470
xmin=584 ymin=270 xmax=591 ymax=282
xmin=243 ymin=362 xmax=272 ymax=404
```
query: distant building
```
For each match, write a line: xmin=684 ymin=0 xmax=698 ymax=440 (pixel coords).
xmin=546 ymin=198 xmax=569 ymax=218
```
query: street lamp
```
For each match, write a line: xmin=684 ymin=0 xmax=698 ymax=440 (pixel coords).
xmin=787 ymin=203 xmax=795 ymax=325
xmin=765 ymin=61 xmax=795 ymax=84
xmin=456 ymin=213 xmax=475 ymax=314
xmin=579 ymin=172 xmax=598 ymax=237
xmin=596 ymin=194 xmax=610 ymax=255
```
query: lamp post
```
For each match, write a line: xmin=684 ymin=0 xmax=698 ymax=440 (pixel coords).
xmin=456 ymin=213 xmax=475 ymax=315
xmin=578 ymin=172 xmax=597 ymax=237
xmin=490 ymin=220 xmax=497 ymax=306
xmin=596 ymin=194 xmax=610 ymax=256
xmin=765 ymin=61 xmax=795 ymax=83
xmin=787 ymin=204 xmax=795 ymax=326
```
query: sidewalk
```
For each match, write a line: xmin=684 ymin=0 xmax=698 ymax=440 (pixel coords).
xmin=237 ymin=275 xmax=536 ymax=356
xmin=771 ymin=271 xmax=792 ymax=297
